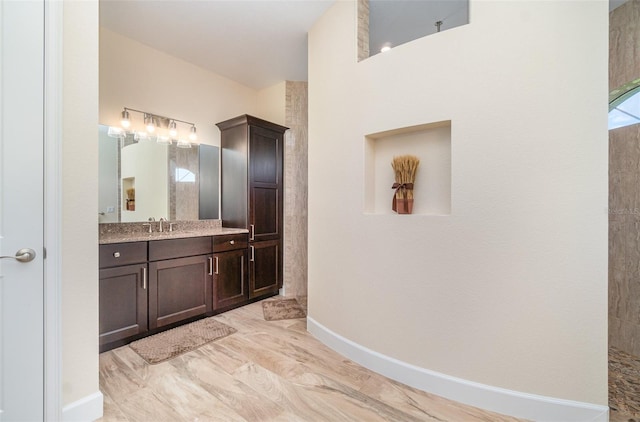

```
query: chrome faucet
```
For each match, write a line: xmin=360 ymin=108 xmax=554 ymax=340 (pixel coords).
xmin=159 ymin=217 xmax=167 ymax=232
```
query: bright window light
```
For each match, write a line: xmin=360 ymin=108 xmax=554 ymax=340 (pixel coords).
xmin=609 ymin=87 xmax=640 ymax=130
xmin=175 ymin=168 xmax=195 ymax=183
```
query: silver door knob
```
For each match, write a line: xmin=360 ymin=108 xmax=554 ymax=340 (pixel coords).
xmin=0 ymin=248 xmax=36 ymax=263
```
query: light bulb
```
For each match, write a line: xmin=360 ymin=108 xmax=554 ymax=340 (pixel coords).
xmin=145 ymin=115 xmax=156 ymax=133
xmin=120 ymin=109 xmax=130 ymax=128
xmin=189 ymin=125 xmax=197 ymax=141
xmin=169 ymin=120 xmax=178 ymax=137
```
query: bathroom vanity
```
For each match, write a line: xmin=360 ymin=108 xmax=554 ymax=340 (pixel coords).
xmin=97 ymin=115 xmax=288 ymax=352
xmin=98 ymin=223 xmax=257 ymax=352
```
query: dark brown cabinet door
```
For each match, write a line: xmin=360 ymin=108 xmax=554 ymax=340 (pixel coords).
xmin=213 ymin=248 xmax=248 ymax=311
xmin=249 ymin=126 xmax=283 ymax=243
xmin=218 ymin=115 xmax=287 ymax=298
xmin=99 ymin=263 xmax=148 ymax=350
xmin=148 ymin=255 xmax=213 ymax=329
xmin=249 ymin=239 xmax=280 ymax=298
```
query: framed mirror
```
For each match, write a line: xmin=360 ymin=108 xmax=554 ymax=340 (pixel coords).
xmin=98 ymin=124 xmax=219 ymax=223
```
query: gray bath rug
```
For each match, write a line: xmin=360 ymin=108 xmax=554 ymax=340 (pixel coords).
xmin=129 ymin=317 xmax=236 ymax=364
xmin=262 ymin=298 xmax=306 ymax=321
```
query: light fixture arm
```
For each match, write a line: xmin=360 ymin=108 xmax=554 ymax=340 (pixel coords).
xmin=122 ymin=107 xmax=195 ymax=127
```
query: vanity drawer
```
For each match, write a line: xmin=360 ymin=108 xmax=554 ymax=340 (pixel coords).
xmin=99 ymin=242 xmax=147 ymax=268
xmin=213 ymin=233 xmax=249 ymax=252
xmin=149 ymin=236 xmax=212 ymax=261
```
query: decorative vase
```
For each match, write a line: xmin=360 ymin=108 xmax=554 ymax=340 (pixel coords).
xmin=395 ymin=198 xmax=413 ymax=214
xmin=391 ymin=183 xmax=414 ymax=214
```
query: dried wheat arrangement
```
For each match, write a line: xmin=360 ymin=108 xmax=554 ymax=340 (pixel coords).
xmin=391 ymin=155 xmax=420 ymax=213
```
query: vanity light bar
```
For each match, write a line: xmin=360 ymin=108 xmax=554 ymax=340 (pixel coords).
xmin=120 ymin=107 xmax=198 ymax=145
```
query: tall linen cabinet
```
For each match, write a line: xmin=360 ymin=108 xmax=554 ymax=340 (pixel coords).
xmin=217 ymin=115 xmax=288 ymax=299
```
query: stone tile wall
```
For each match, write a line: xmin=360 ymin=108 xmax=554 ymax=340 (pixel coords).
xmin=283 ymin=81 xmax=308 ymax=297
xmin=610 ymin=125 xmax=640 ymax=357
xmin=609 ymin=0 xmax=640 ymax=358
xmin=357 ymin=0 xmax=370 ymax=61
xmin=169 ymin=146 xmax=199 ymax=221
xmin=610 ymin=0 xmax=640 ymax=91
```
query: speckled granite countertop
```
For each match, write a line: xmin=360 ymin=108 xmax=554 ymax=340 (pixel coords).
xmin=99 ymin=220 xmax=248 ymax=245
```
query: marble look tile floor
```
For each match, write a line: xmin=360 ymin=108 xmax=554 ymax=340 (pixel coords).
xmin=98 ymin=298 xmax=521 ymax=422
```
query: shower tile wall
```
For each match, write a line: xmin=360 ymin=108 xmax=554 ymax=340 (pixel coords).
xmin=610 ymin=125 xmax=640 ymax=357
xmin=610 ymin=0 xmax=640 ymax=91
xmin=609 ymin=0 xmax=640 ymax=358
xmin=169 ymin=146 xmax=199 ymax=221
xmin=283 ymin=81 xmax=308 ymax=297
xmin=357 ymin=0 xmax=370 ymax=61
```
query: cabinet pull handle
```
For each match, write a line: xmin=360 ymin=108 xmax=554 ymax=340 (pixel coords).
xmin=250 ymin=246 xmax=255 ymax=262
xmin=142 ymin=267 xmax=147 ymax=290
xmin=208 ymin=257 xmax=213 ymax=276
xmin=214 ymin=256 xmax=219 ymax=274
xmin=250 ymin=224 xmax=255 ymax=241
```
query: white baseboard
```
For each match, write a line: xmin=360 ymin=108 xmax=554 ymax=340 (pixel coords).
xmin=307 ymin=317 xmax=609 ymax=422
xmin=62 ymin=391 xmax=103 ymax=422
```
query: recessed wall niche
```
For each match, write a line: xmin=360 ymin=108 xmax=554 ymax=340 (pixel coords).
xmin=364 ymin=121 xmax=451 ymax=215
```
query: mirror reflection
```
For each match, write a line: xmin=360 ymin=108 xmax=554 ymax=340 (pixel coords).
xmin=98 ymin=125 xmax=219 ymax=223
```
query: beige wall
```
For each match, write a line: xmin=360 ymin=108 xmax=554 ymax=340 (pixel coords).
xmin=256 ymin=81 xmax=287 ymax=126
xmin=98 ymin=126 xmax=119 ymax=223
xmin=62 ymin=0 xmax=100 ymax=407
xmin=609 ymin=0 xmax=640 ymax=357
xmin=99 ymin=28 xmax=259 ymax=146
xmin=308 ymin=0 xmax=608 ymax=405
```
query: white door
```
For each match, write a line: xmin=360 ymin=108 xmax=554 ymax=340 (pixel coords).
xmin=0 ymin=0 xmax=45 ymax=421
